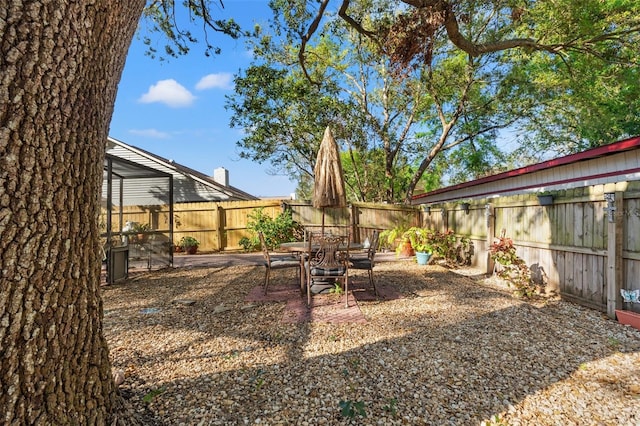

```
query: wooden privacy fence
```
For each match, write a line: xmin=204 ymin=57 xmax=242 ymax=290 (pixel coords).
xmin=423 ymin=182 xmax=640 ymax=317
xmin=104 ymin=200 xmax=421 ymax=252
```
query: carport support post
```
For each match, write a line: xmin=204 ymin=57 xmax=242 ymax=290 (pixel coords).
xmin=606 ymin=191 xmax=623 ymax=319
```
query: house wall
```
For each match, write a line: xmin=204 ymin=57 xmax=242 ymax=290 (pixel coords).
xmin=415 ymin=137 xmax=640 ymax=204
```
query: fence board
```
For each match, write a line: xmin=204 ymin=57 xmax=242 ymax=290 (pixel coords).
xmin=573 ymin=202 xmax=584 ymax=247
xmin=554 ymin=249 xmax=565 ymax=295
xmin=589 ymin=254 xmax=605 ymax=305
xmin=625 ymin=259 xmax=640 ymax=291
xmin=627 ymin=198 xmax=640 ymax=252
xmin=575 ymin=253 xmax=586 ymax=298
xmin=593 ymin=201 xmax=606 ymax=249
xmin=583 ymin=201 xmax=594 ymax=248
xmin=560 ymin=203 xmax=572 ymax=246
xmin=564 ymin=251 xmax=576 ymax=296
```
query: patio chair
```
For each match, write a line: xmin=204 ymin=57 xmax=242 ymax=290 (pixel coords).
xmin=305 ymin=232 xmax=350 ymax=308
xmin=259 ymin=232 xmax=300 ymax=295
xmin=349 ymin=230 xmax=380 ymax=297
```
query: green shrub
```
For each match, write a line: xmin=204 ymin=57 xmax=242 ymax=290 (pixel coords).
xmin=402 ymin=227 xmax=434 ymax=253
xmin=489 ymin=236 xmax=536 ymax=298
xmin=178 ymin=236 xmax=199 ymax=248
xmin=241 ymin=208 xmax=304 ymax=251
xmin=426 ymin=229 xmax=471 ymax=265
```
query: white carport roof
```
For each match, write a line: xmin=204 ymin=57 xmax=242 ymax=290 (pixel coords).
xmin=102 ymin=153 xmax=174 ymax=243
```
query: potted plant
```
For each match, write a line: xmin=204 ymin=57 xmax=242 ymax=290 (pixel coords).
xmin=133 ymin=222 xmax=151 ymax=242
xmin=379 ymin=225 xmax=414 ymax=257
xmin=403 ymin=227 xmax=433 ymax=265
xmin=179 ymin=236 xmax=200 ymax=254
xmin=616 ymin=309 xmax=640 ymax=331
xmin=616 ymin=289 xmax=640 ymax=331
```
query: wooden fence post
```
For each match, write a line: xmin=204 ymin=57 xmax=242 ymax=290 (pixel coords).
xmin=441 ymin=206 xmax=448 ymax=232
xmin=486 ymin=203 xmax=495 ymax=275
xmin=213 ymin=204 xmax=222 ymax=251
xmin=606 ymin=191 xmax=623 ymax=318
xmin=349 ymin=204 xmax=359 ymax=243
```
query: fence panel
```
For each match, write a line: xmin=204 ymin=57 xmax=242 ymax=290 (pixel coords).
xmin=427 ymin=185 xmax=638 ymax=312
xmin=223 ymin=200 xmax=283 ymax=250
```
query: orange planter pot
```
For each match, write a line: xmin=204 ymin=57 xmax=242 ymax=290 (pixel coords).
xmin=397 ymin=241 xmax=414 ymax=258
xmin=615 ymin=310 xmax=640 ymax=331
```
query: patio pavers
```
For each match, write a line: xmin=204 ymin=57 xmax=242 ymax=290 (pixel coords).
xmin=244 ymin=278 xmax=402 ymax=324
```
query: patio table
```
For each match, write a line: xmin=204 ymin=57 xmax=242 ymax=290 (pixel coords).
xmin=277 ymin=242 xmax=363 ymax=293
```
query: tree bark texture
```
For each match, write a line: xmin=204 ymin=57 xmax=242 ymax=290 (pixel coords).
xmin=1 ymin=1 xmax=145 ymax=424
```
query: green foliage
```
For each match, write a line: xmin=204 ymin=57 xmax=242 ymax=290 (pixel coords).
xmin=228 ymin=63 xmax=344 ymax=176
xmin=382 ymin=398 xmax=398 ymax=418
xmin=378 ymin=214 xmax=417 ymax=250
xmin=123 ymin=222 xmax=151 ymax=234
xmin=428 ymin=229 xmax=460 ymax=263
xmin=148 ymin=0 xmax=640 ymax=202
xmin=402 ymin=227 xmax=434 ymax=253
xmin=178 ymin=236 xmax=199 ymax=248
xmin=240 ymin=208 xmax=303 ymax=251
xmin=442 ymin=136 xmax=511 ymax=185
xmin=228 ymin=1 xmax=450 ymax=203
xmin=489 ymin=236 xmax=537 ymax=298
xmin=142 ymin=386 xmax=166 ymax=403
xmin=607 ymin=336 xmax=621 ymax=349
xmin=400 ymin=227 xmax=471 ymax=265
xmin=328 ymin=282 xmax=344 ymax=295
xmin=140 ymin=1 xmax=244 ymax=60
xmin=341 ymin=149 xmax=408 ymax=203
xmin=379 ymin=226 xmax=410 ymax=251
xmin=339 ymin=400 xmax=366 ymax=419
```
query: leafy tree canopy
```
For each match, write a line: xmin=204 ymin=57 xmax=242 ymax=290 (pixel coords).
xmin=149 ymin=0 xmax=640 ymax=201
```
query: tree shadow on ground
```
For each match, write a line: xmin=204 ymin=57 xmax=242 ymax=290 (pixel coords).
xmin=102 ymin=262 xmax=640 ymax=425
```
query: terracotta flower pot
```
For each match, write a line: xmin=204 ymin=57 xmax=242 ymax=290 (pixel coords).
xmin=615 ymin=310 xmax=640 ymax=331
xmin=398 ymin=240 xmax=414 ymax=257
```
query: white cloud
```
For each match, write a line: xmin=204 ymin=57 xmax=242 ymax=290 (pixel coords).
xmin=129 ymin=128 xmax=170 ymax=139
xmin=195 ymin=73 xmax=233 ymax=90
xmin=138 ymin=79 xmax=195 ymax=107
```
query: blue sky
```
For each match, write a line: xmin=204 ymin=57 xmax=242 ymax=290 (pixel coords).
xmin=109 ymin=2 xmax=298 ymax=197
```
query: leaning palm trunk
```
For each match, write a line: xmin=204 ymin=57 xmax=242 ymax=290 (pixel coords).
xmin=1 ymin=2 xmax=146 ymax=424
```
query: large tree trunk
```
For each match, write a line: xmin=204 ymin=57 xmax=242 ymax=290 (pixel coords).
xmin=1 ymin=1 xmax=145 ymax=424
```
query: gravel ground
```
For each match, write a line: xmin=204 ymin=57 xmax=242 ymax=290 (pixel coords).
xmin=102 ymin=260 xmax=640 ymax=425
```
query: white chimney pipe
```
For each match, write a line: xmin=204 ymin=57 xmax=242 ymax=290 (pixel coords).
xmin=213 ymin=167 xmax=229 ymax=186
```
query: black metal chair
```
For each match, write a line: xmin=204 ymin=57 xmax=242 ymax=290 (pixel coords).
xmin=258 ymin=232 xmax=300 ymax=295
xmin=349 ymin=230 xmax=380 ymax=296
xmin=305 ymin=232 xmax=350 ymax=307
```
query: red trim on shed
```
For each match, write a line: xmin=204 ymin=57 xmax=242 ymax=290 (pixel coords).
xmin=412 ymin=135 xmax=640 ymax=202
